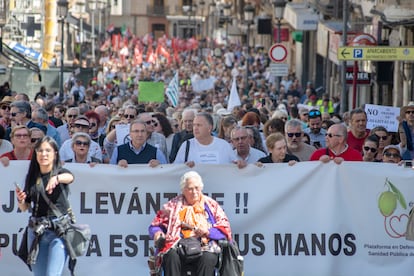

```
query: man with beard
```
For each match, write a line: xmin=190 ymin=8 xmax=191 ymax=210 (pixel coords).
xmin=304 ymin=109 xmax=326 ymax=149
xmin=285 ymin=119 xmax=316 ymax=161
xmin=231 ymin=126 xmax=265 ymax=163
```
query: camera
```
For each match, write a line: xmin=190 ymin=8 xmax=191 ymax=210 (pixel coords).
xmin=33 ymin=223 xmax=46 ymax=236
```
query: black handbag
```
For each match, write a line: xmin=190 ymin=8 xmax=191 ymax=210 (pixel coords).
xmin=37 ymin=179 xmax=91 ymax=260
xmin=177 ymin=237 xmax=202 ymax=263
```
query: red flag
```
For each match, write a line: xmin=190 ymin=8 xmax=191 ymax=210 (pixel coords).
xmin=112 ymin=34 xmax=121 ymax=52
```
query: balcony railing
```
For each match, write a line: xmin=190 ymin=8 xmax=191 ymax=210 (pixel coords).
xmin=147 ymin=5 xmax=169 ymax=16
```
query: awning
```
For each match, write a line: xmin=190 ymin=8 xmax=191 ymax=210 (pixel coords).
xmin=283 ymin=3 xmax=319 ymax=31
xmin=1 ymin=42 xmax=40 ymax=74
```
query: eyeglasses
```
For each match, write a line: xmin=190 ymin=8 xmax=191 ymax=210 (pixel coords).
xmin=67 ymin=114 xmax=78 ymax=118
xmin=90 ymin=122 xmax=97 ymax=128
xmin=301 ymin=113 xmax=309 ymax=116
xmin=35 ymin=148 xmax=54 ymax=154
xmin=13 ymin=134 xmax=29 ymax=139
xmin=1 ymin=105 xmax=10 ymax=110
xmin=309 ymin=110 xmax=321 ymax=118
xmin=31 ymin=138 xmax=41 ymax=143
xmin=405 ymin=110 xmax=414 ymax=115
xmin=75 ymin=140 xmax=90 ymax=146
xmin=287 ymin=132 xmax=302 ymax=138
xmin=384 ymin=152 xmax=400 ymax=158
xmin=74 ymin=124 xmax=89 ymax=129
xmin=124 ymin=114 xmax=135 ymax=119
xmin=375 ymin=135 xmax=388 ymax=140
xmin=185 ymin=186 xmax=201 ymax=192
xmin=363 ymin=146 xmax=377 ymax=153
xmin=11 ymin=112 xmax=21 ymax=117
xmin=325 ymin=133 xmax=342 ymax=138
xmin=174 ymin=124 xmax=179 ymax=128
xmin=232 ymin=135 xmax=248 ymax=142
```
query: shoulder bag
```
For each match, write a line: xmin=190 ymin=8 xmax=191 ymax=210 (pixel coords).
xmin=37 ymin=179 xmax=91 ymax=259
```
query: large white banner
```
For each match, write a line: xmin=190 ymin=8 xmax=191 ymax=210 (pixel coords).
xmin=1 ymin=161 xmax=414 ymax=275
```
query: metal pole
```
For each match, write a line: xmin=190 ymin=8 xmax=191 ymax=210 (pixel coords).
xmin=340 ymin=0 xmax=348 ymax=114
xmin=98 ymin=8 xmax=102 ymax=39
xmin=60 ymin=19 xmax=64 ymax=101
xmin=91 ymin=10 xmax=95 ymax=66
xmin=246 ymin=22 xmax=250 ymax=95
xmin=277 ymin=18 xmax=281 ymax=92
xmin=80 ymin=15 xmax=83 ymax=67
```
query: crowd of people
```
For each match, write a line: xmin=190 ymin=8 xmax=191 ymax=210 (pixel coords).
xmin=2 ymin=41 xmax=413 ymax=275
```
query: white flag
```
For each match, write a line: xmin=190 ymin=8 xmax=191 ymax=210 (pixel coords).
xmin=227 ymin=78 xmax=241 ymax=112
xmin=165 ymin=72 xmax=179 ymax=107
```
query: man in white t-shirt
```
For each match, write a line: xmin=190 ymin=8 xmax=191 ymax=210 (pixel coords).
xmin=174 ymin=112 xmax=245 ymax=168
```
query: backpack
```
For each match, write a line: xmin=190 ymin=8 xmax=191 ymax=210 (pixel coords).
xmin=218 ymin=240 xmax=244 ymax=276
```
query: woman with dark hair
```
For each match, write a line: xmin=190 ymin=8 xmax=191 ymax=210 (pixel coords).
xmin=263 ymin=118 xmax=285 ymax=138
xmin=362 ymin=135 xmax=380 ymax=162
xmin=15 ymin=136 xmax=74 ymax=276
xmin=152 ymin=113 xmax=174 ymax=160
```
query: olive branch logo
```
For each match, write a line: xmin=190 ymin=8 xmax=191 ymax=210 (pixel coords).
xmin=378 ymin=178 xmax=408 ymax=238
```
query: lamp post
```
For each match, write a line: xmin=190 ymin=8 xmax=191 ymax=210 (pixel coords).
xmin=88 ymin=1 xmax=97 ymax=68
xmin=199 ymin=0 xmax=205 ymax=38
xmin=272 ymin=0 xmax=287 ymax=92
xmin=97 ymin=0 xmax=105 ymax=40
xmin=223 ymin=3 xmax=231 ymax=45
xmin=244 ymin=4 xmax=254 ymax=95
xmin=76 ymin=1 xmax=86 ymax=67
xmin=182 ymin=5 xmax=191 ymax=38
xmin=209 ymin=2 xmax=216 ymax=48
xmin=57 ymin=0 xmax=68 ymax=102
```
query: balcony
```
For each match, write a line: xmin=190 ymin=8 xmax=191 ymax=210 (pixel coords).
xmin=147 ymin=5 xmax=169 ymax=16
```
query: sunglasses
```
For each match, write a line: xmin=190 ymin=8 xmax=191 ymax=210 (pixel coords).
xmin=375 ymin=135 xmax=388 ymax=141
xmin=67 ymin=114 xmax=78 ymax=118
xmin=90 ymin=122 xmax=97 ymax=128
xmin=11 ymin=112 xmax=21 ymax=117
xmin=384 ymin=152 xmax=400 ymax=158
xmin=124 ymin=114 xmax=135 ymax=119
xmin=287 ymin=132 xmax=302 ymax=138
xmin=31 ymin=137 xmax=41 ymax=143
xmin=145 ymin=120 xmax=158 ymax=127
xmin=309 ymin=110 xmax=321 ymax=118
xmin=174 ymin=124 xmax=179 ymax=128
xmin=75 ymin=140 xmax=90 ymax=146
xmin=405 ymin=110 xmax=414 ymax=115
xmin=1 ymin=105 xmax=10 ymax=110
xmin=363 ymin=146 xmax=377 ymax=153
xmin=325 ymin=133 xmax=342 ymax=138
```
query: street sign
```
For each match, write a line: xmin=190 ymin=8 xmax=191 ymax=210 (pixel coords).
xmin=269 ymin=63 xmax=289 ymax=76
xmin=269 ymin=43 xmax=288 ymax=63
xmin=338 ymin=46 xmax=414 ymax=61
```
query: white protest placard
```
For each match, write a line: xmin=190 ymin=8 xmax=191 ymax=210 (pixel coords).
xmin=365 ymin=104 xmax=400 ymax=132
xmin=115 ymin=123 xmax=130 ymax=145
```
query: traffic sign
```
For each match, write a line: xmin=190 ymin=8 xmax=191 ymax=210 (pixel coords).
xmin=269 ymin=63 xmax=289 ymax=76
xmin=269 ymin=43 xmax=288 ymax=63
xmin=338 ymin=46 xmax=414 ymax=61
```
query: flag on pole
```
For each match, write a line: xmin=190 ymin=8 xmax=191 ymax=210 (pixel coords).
xmin=165 ymin=72 xmax=179 ymax=107
xmin=227 ymin=78 xmax=241 ymax=112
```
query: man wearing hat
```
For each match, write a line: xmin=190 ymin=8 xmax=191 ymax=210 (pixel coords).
xmin=59 ymin=115 xmax=103 ymax=162
xmin=382 ymin=145 xmax=402 ymax=164
xmin=398 ymin=101 xmax=414 ymax=160
xmin=0 ymin=96 xmax=13 ymax=128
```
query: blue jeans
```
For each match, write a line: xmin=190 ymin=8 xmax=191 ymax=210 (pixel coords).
xmin=28 ymin=228 xmax=68 ymax=276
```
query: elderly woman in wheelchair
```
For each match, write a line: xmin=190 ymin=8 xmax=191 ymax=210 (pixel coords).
xmin=148 ymin=171 xmax=232 ymax=276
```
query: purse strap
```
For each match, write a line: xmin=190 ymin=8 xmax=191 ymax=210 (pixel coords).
xmin=36 ymin=175 xmax=69 ymax=218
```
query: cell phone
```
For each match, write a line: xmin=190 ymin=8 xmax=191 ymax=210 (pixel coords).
xmin=14 ymin=182 xmax=21 ymax=191
xmin=404 ymin=161 xmax=413 ymax=168
xmin=261 ymin=98 xmax=266 ymax=106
